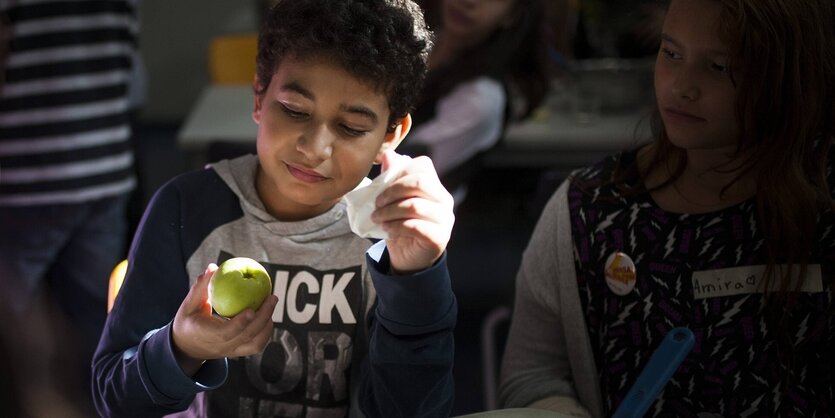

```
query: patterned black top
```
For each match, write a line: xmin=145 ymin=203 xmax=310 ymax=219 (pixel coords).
xmin=569 ymin=149 xmax=835 ymax=417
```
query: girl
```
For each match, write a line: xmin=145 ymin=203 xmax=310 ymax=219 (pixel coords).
xmin=407 ymin=0 xmax=550 ymax=196
xmin=499 ymin=0 xmax=835 ymax=416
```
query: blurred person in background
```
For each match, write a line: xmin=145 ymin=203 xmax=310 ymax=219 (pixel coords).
xmin=570 ymin=0 xmax=664 ymax=59
xmin=0 ymin=0 xmax=139 ymax=414
xmin=407 ymin=0 xmax=550 ymax=203
xmin=0 ymin=301 xmax=88 ymax=418
xmin=543 ymin=0 xmax=578 ymax=69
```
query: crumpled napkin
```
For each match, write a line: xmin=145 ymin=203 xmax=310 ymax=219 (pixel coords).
xmin=345 ymin=153 xmax=416 ymax=239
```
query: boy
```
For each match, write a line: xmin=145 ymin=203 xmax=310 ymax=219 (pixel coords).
xmin=92 ymin=0 xmax=457 ymax=417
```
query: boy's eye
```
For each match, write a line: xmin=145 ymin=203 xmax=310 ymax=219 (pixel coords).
xmin=280 ymin=103 xmax=308 ymax=119
xmin=341 ymin=125 xmax=368 ymax=137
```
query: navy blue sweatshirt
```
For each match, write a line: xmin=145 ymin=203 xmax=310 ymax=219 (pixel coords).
xmin=92 ymin=155 xmax=456 ymax=417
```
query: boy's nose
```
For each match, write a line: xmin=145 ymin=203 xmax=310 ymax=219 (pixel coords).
xmin=297 ymin=125 xmax=334 ymax=162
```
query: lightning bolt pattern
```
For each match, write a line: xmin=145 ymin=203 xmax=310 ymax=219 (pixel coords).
xmin=564 ymin=152 xmax=835 ymax=417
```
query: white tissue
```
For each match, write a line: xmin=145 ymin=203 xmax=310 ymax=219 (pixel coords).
xmin=345 ymin=154 xmax=414 ymax=239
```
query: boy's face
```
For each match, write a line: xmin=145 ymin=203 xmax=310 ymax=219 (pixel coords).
xmin=252 ymin=55 xmax=407 ymax=221
xmin=654 ymin=0 xmax=739 ymax=152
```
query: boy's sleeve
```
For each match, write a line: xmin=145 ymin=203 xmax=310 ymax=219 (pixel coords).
xmin=359 ymin=240 xmax=457 ymax=418
xmin=91 ymin=180 xmax=227 ymax=417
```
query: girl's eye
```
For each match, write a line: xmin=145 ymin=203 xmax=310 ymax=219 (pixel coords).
xmin=660 ymin=47 xmax=682 ymax=60
xmin=281 ymin=103 xmax=308 ymax=119
xmin=341 ymin=125 xmax=368 ymax=137
xmin=711 ymin=62 xmax=729 ymax=73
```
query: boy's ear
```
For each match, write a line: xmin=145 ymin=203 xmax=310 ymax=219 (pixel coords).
xmin=375 ymin=114 xmax=412 ymax=163
xmin=252 ymin=75 xmax=263 ymax=125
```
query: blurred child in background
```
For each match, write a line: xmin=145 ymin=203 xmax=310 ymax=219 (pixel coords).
xmin=0 ymin=1 xmax=139 ymax=414
xmin=407 ymin=0 xmax=550 ymax=200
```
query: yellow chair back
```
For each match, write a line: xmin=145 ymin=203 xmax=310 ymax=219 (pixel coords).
xmin=108 ymin=259 xmax=128 ymax=313
xmin=208 ymin=33 xmax=258 ymax=85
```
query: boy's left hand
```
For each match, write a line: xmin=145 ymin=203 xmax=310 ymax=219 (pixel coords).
xmin=372 ymin=151 xmax=454 ymax=275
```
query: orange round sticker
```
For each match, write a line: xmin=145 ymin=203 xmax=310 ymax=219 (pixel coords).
xmin=605 ymin=252 xmax=636 ymax=295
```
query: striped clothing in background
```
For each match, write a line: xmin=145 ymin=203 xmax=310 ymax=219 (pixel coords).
xmin=0 ymin=0 xmax=137 ymax=206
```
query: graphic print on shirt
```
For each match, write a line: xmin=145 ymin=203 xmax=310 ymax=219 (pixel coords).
xmin=568 ymin=152 xmax=834 ymax=417
xmin=207 ymin=252 xmax=364 ymax=418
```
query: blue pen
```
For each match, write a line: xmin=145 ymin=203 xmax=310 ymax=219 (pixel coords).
xmin=610 ymin=327 xmax=695 ymax=418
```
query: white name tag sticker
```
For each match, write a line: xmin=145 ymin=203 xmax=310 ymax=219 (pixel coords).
xmin=691 ymin=264 xmax=823 ymax=300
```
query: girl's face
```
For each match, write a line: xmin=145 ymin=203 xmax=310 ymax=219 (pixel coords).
xmin=441 ymin=0 xmax=517 ymax=45
xmin=654 ymin=0 xmax=739 ymax=151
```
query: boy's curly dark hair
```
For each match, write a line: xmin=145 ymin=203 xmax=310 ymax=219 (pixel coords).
xmin=256 ymin=0 xmax=432 ymax=131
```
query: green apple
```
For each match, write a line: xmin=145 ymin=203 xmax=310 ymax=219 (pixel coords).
xmin=208 ymin=257 xmax=272 ymax=318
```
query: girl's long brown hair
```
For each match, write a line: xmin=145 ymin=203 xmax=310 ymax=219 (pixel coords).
xmin=619 ymin=0 xmax=835 ymax=362
xmin=724 ymin=0 xmax=835 ymax=371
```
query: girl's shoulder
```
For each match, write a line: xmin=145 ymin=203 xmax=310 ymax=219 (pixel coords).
xmin=570 ymin=152 xmax=624 ymax=184
xmin=569 ymin=149 xmax=641 ymax=197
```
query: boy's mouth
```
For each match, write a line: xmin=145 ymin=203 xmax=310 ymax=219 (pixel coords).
xmin=285 ymin=163 xmax=329 ymax=183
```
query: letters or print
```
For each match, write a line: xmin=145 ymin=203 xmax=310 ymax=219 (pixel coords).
xmin=605 ymin=252 xmax=637 ymax=296
xmin=691 ymin=264 xmax=823 ymax=300
xmin=208 ymin=252 xmax=364 ymax=417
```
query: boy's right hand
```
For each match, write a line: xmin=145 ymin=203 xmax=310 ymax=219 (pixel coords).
xmin=171 ymin=264 xmax=278 ymax=377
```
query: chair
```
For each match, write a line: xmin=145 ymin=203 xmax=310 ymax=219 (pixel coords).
xmin=208 ymin=33 xmax=258 ymax=85
xmin=107 ymin=259 xmax=128 ymax=313
xmin=204 ymin=33 xmax=259 ymax=161
xmin=481 ymin=305 xmax=513 ymax=410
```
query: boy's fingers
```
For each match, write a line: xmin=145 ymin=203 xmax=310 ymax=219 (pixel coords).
xmin=240 ymin=295 xmax=278 ymax=341
xmin=185 ymin=264 xmax=217 ymax=315
xmin=376 ymin=180 xmax=453 ymax=219
xmin=376 ymin=175 xmax=429 ymax=208
xmin=222 ymin=295 xmax=277 ymax=354
xmin=385 ymin=218 xmax=451 ymax=248
xmin=226 ymin=294 xmax=275 ymax=326
xmin=240 ymin=319 xmax=276 ymax=355
xmin=230 ymin=320 xmax=275 ymax=358
xmin=380 ymin=149 xmax=406 ymax=174
xmin=239 ymin=299 xmax=278 ymax=350
xmin=374 ymin=196 xmax=442 ymax=225
xmin=222 ymin=309 xmax=255 ymax=339
xmin=377 ymin=159 xmax=451 ymax=209
xmin=380 ymin=149 xmax=393 ymax=172
xmin=259 ymin=294 xmax=279 ymax=318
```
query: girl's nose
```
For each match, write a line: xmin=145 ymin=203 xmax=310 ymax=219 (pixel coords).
xmin=671 ymin=68 xmax=700 ymax=101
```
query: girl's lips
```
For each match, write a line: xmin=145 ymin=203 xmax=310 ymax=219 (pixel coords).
xmin=286 ymin=163 xmax=328 ymax=183
xmin=663 ymin=108 xmax=707 ymax=123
